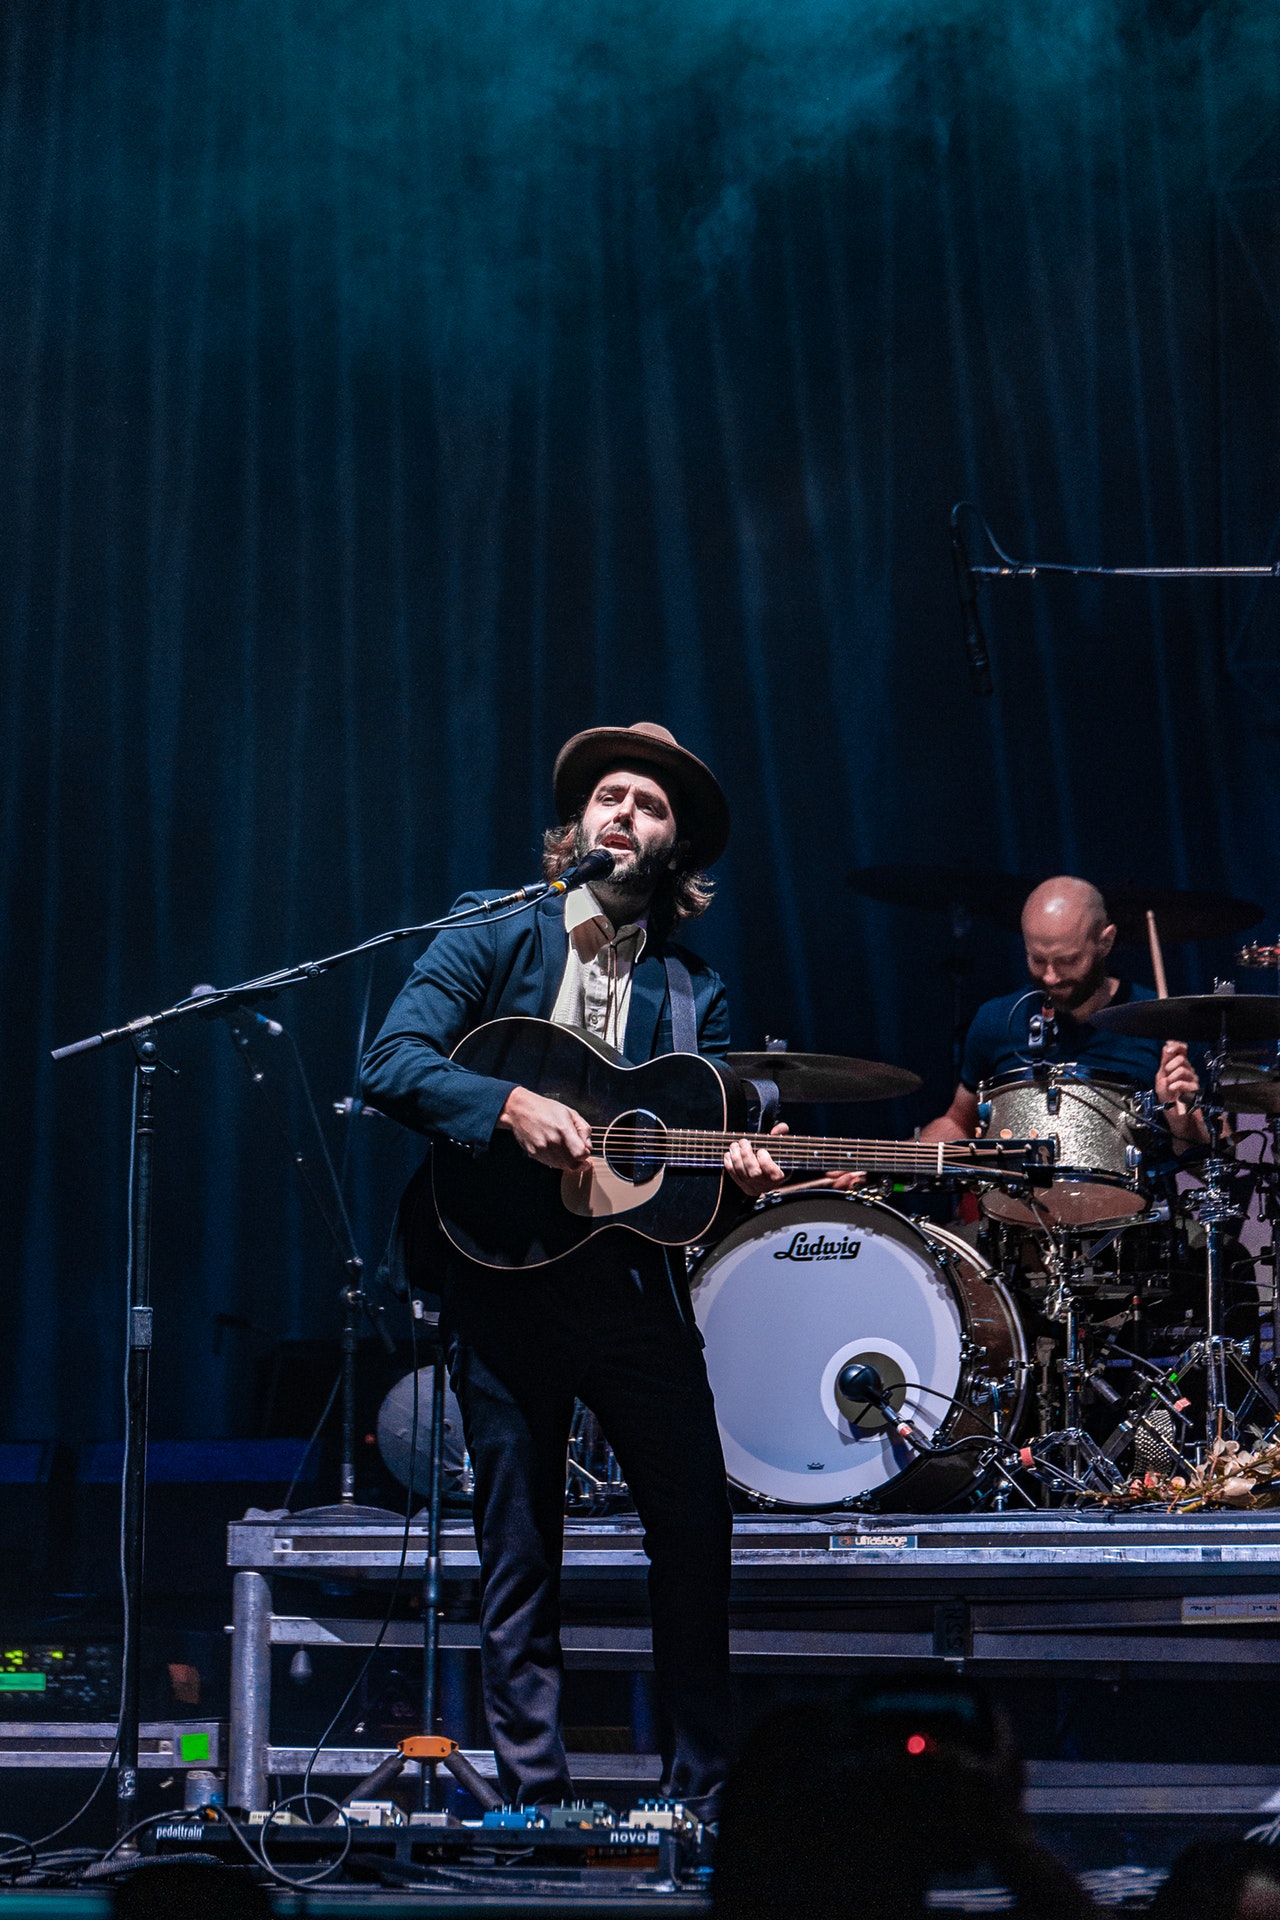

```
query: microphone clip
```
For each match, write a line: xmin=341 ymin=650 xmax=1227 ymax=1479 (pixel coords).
xmin=1027 ymin=1005 xmax=1058 ymax=1070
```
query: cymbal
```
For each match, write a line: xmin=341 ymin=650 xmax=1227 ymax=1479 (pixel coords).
xmin=727 ymin=1051 xmax=922 ymax=1103
xmin=846 ymin=865 xmax=1263 ymax=944
xmin=847 ymin=865 xmax=1033 ymax=930
xmin=1090 ymin=994 xmax=1280 ymax=1043
xmin=1218 ymin=1062 xmax=1280 ymax=1115
xmin=1100 ymin=884 xmax=1264 ymax=945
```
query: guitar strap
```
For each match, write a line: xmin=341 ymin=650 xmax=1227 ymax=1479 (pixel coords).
xmin=663 ymin=953 xmax=698 ymax=1055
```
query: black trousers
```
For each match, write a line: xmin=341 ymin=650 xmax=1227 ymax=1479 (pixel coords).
xmin=442 ymin=1233 xmax=734 ymax=1810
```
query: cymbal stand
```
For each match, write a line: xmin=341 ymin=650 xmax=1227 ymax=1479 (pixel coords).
xmin=1042 ymin=1231 xmax=1089 ymax=1485
xmin=1168 ymin=1029 xmax=1272 ymax=1450
xmin=942 ymin=900 xmax=974 ymax=1085
xmin=1026 ymin=1227 xmax=1131 ymax=1499
xmin=1264 ymin=1122 xmax=1280 ymax=1398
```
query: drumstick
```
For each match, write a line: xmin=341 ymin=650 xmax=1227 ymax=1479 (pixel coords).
xmin=1146 ymin=909 xmax=1185 ymax=1114
xmin=1146 ymin=909 xmax=1169 ymax=999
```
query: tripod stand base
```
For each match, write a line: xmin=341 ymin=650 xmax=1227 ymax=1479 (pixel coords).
xmin=286 ymin=1502 xmax=409 ymax=1525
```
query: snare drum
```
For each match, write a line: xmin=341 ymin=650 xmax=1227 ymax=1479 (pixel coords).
xmin=977 ymin=1065 xmax=1149 ymax=1228
xmin=690 ymin=1192 xmax=1027 ymax=1512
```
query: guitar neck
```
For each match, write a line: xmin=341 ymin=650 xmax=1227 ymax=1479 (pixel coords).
xmin=586 ymin=1126 xmax=1046 ymax=1175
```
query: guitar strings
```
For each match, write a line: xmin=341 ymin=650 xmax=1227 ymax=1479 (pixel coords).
xmin=578 ymin=1125 xmax=1039 ymax=1170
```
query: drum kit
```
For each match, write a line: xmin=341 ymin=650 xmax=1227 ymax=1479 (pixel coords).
xmin=689 ymin=874 xmax=1280 ymax=1516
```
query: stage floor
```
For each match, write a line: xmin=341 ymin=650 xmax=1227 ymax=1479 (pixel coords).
xmin=230 ymin=1506 xmax=1280 ymax=1682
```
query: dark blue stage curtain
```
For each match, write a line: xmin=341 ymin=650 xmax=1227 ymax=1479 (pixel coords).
xmin=2 ymin=0 xmax=1279 ymax=1439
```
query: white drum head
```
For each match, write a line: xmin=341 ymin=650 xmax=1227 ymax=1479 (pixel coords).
xmin=691 ymin=1196 xmax=965 ymax=1507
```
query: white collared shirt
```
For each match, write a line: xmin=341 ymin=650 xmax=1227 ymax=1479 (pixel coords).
xmin=550 ymin=884 xmax=647 ymax=1052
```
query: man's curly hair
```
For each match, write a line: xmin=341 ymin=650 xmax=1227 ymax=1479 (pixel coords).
xmin=541 ymin=810 xmax=714 ymax=943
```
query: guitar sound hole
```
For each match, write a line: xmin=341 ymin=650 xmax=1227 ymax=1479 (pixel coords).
xmin=603 ymin=1109 xmax=666 ymax=1185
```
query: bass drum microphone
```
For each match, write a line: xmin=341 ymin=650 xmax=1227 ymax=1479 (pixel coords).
xmin=836 ymin=1360 xmax=927 ymax=1450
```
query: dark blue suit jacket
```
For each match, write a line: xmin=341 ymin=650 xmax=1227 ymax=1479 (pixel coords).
xmin=361 ymin=889 xmax=731 ymax=1147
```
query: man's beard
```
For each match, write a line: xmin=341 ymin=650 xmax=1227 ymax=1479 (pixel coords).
xmin=1048 ymin=954 xmax=1109 ymax=1011
xmin=575 ymin=824 xmax=672 ymax=903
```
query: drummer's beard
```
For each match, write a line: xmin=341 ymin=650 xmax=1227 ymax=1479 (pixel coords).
xmin=1046 ymin=954 xmax=1109 ymax=1012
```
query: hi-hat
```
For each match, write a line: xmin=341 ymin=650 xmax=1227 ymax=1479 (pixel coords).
xmin=847 ymin=865 xmax=1262 ymax=944
xmin=1090 ymin=994 xmax=1280 ymax=1044
xmin=1217 ymin=1059 xmax=1280 ymax=1115
xmin=728 ymin=1051 xmax=922 ymax=1103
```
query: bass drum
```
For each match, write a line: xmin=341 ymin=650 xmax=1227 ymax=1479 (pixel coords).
xmin=690 ymin=1193 xmax=1028 ymax=1513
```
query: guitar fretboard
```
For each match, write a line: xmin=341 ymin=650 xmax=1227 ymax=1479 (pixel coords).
xmin=584 ymin=1126 xmax=1046 ymax=1175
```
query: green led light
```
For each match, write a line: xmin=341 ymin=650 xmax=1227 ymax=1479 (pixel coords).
xmin=0 ymin=1674 xmax=46 ymax=1691
xmin=179 ymin=1732 xmax=210 ymax=1764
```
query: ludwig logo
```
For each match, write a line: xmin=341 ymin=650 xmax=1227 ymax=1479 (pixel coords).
xmin=773 ymin=1231 xmax=862 ymax=1263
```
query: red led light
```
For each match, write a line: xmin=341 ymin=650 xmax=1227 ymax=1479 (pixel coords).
xmin=906 ymin=1733 xmax=928 ymax=1756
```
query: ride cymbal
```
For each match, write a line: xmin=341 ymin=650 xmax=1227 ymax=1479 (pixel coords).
xmin=1090 ymin=994 xmax=1280 ymax=1043
xmin=1097 ymin=884 xmax=1263 ymax=946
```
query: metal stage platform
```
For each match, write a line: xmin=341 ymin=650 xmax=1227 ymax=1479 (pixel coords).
xmin=227 ymin=1507 xmax=1280 ymax=1813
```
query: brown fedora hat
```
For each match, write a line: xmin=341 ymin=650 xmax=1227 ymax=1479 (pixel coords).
xmin=553 ymin=721 xmax=730 ymax=868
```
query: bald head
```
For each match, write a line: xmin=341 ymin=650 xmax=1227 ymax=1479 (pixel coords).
xmin=1022 ymin=877 xmax=1109 ymax=944
xmin=1021 ymin=877 xmax=1116 ymax=1011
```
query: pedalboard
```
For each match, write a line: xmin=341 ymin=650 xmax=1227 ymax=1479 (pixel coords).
xmin=149 ymin=1798 xmax=708 ymax=1886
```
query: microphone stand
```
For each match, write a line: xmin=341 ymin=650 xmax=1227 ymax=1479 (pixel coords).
xmin=50 ymin=882 xmax=556 ymax=1841
xmin=221 ymin=1019 xmax=398 ymax=1521
xmin=948 ymin=501 xmax=1280 ymax=695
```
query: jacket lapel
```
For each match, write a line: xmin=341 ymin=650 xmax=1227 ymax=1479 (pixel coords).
xmin=624 ymin=952 xmax=667 ymax=1064
xmin=536 ymin=894 xmax=568 ymax=1018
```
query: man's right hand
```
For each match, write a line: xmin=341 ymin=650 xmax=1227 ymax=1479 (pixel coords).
xmin=497 ymin=1086 xmax=594 ymax=1170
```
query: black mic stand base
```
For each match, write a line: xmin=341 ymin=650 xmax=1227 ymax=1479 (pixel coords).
xmin=284 ymin=1502 xmax=408 ymax=1524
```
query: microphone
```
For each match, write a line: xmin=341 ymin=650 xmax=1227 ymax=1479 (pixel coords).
xmin=190 ymin=984 xmax=284 ymax=1037
xmin=949 ymin=508 xmax=993 ymax=697
xmin=548 ymin=847 xmax=616 ymax=895
xmin=839 ymin=1362 xmax=891 ymax=1406
xmin=837 ymin=1362 xmax=926 ymax=1449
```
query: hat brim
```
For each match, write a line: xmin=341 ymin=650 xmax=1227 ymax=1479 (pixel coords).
xmin=553 ymin=727 xmax=730 ymax=869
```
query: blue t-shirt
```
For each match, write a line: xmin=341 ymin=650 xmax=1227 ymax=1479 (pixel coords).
xmin=960 ymin=981 xmax=1163 ymax=1093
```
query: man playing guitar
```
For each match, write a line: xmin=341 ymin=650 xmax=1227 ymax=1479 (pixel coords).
xmin=361 ymin=723 xmax=783 ymax=1818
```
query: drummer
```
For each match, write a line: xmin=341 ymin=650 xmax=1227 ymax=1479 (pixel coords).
xmin=920 ymin=876 xmax=1206 ymax=1149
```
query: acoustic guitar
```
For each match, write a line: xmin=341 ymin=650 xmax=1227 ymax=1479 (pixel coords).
xmin=431 ymin=1017 xmax=1053 ymax=1270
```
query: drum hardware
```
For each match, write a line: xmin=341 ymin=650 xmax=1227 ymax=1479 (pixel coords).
xmin=1032 ymin=1231 xmax=1101 ymax=1488
xmin=1025 ymin=1429 xmax=1127 ymax=1498
xmin=1095 ymin=1343 xmax=1196 ymax=1476
xmin=1092 ymin=992 xmax=1280 ymax=1451
xmin=565 ymin=1405 xmax=630 ymax=1513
